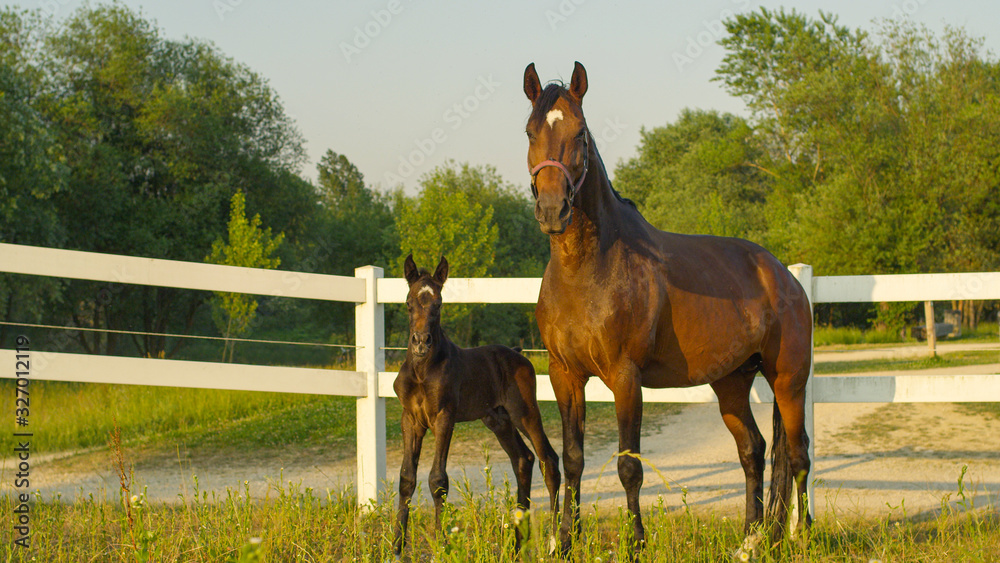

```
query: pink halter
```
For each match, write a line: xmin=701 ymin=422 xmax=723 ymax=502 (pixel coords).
xmin=528 ymin=132 xmax=590 ymax=200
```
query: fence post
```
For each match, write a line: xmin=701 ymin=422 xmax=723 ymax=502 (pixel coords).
xmin=355 ymin=265 xmax=386 ymax=507
xmin=787 ymin=263 xmax=815 ymax=519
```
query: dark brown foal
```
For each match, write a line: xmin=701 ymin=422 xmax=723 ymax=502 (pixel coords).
xmin=392 ymin=254 xmax=560 ymax=557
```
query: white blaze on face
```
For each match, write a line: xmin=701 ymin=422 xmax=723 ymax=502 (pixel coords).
xmin=546 ymin=109 xmax=564 ymax=128
xmin=418 ymin=286 xmax=436 ymax=299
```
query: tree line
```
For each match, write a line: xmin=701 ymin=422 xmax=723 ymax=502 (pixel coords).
xmin=616 ymin=9 xmax=1000 ymax=330
xmin=2 ymin=5 xmax=996 ymax=363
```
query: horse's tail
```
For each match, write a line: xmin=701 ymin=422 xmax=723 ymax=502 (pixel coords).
xmin=767 ymin=402 xmax=793 ymax=540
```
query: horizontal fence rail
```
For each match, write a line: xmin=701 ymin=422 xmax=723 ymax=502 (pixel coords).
xmin=377 ymin=277 xmax=541 ymax=304
xmin=0 ymin=349 xmax=367 ymax=396
xmin=0 ymin=243 xmax=366 ymax=302
xmin=815 ymin=271 xmax=1000 ymax=303
xmin=1 ymin=243 xmax=998 ymax=508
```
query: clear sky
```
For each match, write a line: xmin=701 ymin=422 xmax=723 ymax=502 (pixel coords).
xmin=28 ymin=0 xmax=1000 ymax=194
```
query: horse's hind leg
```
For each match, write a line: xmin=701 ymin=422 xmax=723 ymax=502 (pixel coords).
xmin=763 ymin=352 xmax=812 ymax=544
xmin=508 ymin=363 xmax=561 ymax=520
xmin=710 ymin=370 xmax=766 ymax=554
xmin=482 ymin=407 xmax=534 ymax=551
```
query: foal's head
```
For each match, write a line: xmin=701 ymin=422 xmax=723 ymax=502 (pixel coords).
xmin=523 ymin=61 xmax=590 ymax=234
xmin=403 ymin=254 xmax=449 ymax=359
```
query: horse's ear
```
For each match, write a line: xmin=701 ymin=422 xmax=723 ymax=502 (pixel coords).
xmin=524 ymin=62 xmax=541 ymax=103
xmin=404 ymin=253 xmax=420 ymax=285
xmin=569 ymin=61 xmax=588 ymax=103
xmin=433 ymin=255 xmax=449 ymax=285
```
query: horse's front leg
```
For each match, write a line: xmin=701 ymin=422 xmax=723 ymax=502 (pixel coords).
xmin=613 ymin=367 xmax=646 ymax=552
xmin=550 ymin=364 xmax=587 ymax=557
xmin=428 ymin=409 xmax=456 ymax=532
xmin=394 ymin=412 xmax=427 ymax=557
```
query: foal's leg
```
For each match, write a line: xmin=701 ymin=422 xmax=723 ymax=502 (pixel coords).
xmin=612 ymin=367 xmax=646 ymax=552
xmin=482 ymin=407 xmax=534 ymax=551
xmin=394 ymin=412 xmax=427 ymax=556
xmin=550 ymin=364 xmax=587 ymax=557
xmin=509 ymin=364 xmax=561 ymax=522
xmin=482 ymin=407 xmax=534 ymax=508
xmin=710 ymin=371 xmax=766 ymax=554
xmin=428 ymin=410 xmax=456 ymax=531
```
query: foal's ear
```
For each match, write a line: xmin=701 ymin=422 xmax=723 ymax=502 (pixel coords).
xmin=403 ymin=253 xmax=420 ymax=286
xmin=569 ymin=61 xmax=588 ymax=104
xmin=433 ymin=256 xmax=449 ymax=285
xmin=524 ymin=62 xmax=541 ymax=103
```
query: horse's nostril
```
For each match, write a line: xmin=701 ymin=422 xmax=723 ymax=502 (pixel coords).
xmin=559 ymin=199 xmax=571 ymax=220
xmin=410 ymin=332 xmax=431 ymax=349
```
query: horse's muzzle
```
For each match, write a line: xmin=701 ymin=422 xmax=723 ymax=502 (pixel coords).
xmin=409 ymin=331 xmax=432 ymax=357
xmin=534 ymin=198 xmax=572 ymax=234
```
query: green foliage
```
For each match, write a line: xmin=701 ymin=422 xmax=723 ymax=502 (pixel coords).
xmin=0 ymin=3 xmax=312 ymax=357
xmin=813 ymin=326 xmax=908 ymax=347
xmin=872 ymin=302 xmax=920 ymax=337
xmin=615 ymin=109 xmax=769 ymax=241
xmin=312 ymin=149 xmax=398 ymax=275
xmin=397 ymin=162 xmax=499 ymax=278
xmin=713 ymin=9 xmax=1000 ymax=275
xmin=392 ymin=162 xmax=546 ymax=347
xmin=206 ymin=191 xmax=284 ymax=361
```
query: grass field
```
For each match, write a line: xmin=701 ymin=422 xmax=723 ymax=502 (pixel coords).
xmin=2 ymin=463 xmax=997 ymax=562
xmin=813 ymin=349 xmax=1000 ymax=375
xmin=814 ymin=321 xmax=998 ymax=347
xmin=2 ymin=344 xmax=998 ymax=561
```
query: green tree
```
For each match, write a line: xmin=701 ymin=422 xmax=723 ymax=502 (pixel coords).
xmin=615 ymin=109 xmax=770 ymax=241
xmin=313 ymin=149 xmax=397 ymax=275
xmin=0 ymin=9 xmax=67 ymax=344
xmin=398 ymin=161 xmax=548 ymax=348
xmin=397 ymin=165 xmax=498 ymax=278
xmin=715 ymin=9 xmax=1000 ymax=279
xmin=206 ymin=191 xmax=284 ymax=362
xmin=394 ymin=162 xmax=502 ymax=345
xmin=2 ymin=3 xmax=312 ymax=357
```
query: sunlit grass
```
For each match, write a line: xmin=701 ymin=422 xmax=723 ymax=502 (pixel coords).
xmin=814 ymin=349 xmax=1000 ymax=375
xmin=1 ymin=463 xmax=996 ymax=562
xmin=816 ymin=322 xmax=999 ymax=348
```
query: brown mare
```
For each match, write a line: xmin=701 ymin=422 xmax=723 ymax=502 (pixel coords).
xmin=392 ymin=254 xmax=561 ymax=557
xmin=523 ymin=62 xmax=813 ymax=557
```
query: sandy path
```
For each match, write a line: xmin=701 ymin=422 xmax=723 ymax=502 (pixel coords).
xmin=14 ymin=393 xmax=998 ymax=522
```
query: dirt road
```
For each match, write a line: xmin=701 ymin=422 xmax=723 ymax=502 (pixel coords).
xmin=16 ymin=381 xmax=998 ymax=523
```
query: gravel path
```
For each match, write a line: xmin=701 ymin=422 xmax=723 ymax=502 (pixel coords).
xmin=9 ymin=361 xmax=1000 ymax=522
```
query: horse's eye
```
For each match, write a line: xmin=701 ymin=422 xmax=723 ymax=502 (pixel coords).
xmin=575 ymin=130 xmax=587 ymax=142
xmin=526 ymin=131 xmax=536 ymax=141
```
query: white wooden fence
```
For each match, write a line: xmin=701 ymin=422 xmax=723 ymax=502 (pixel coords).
xmin=1 ymin=243 xmax=999 ymax=508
